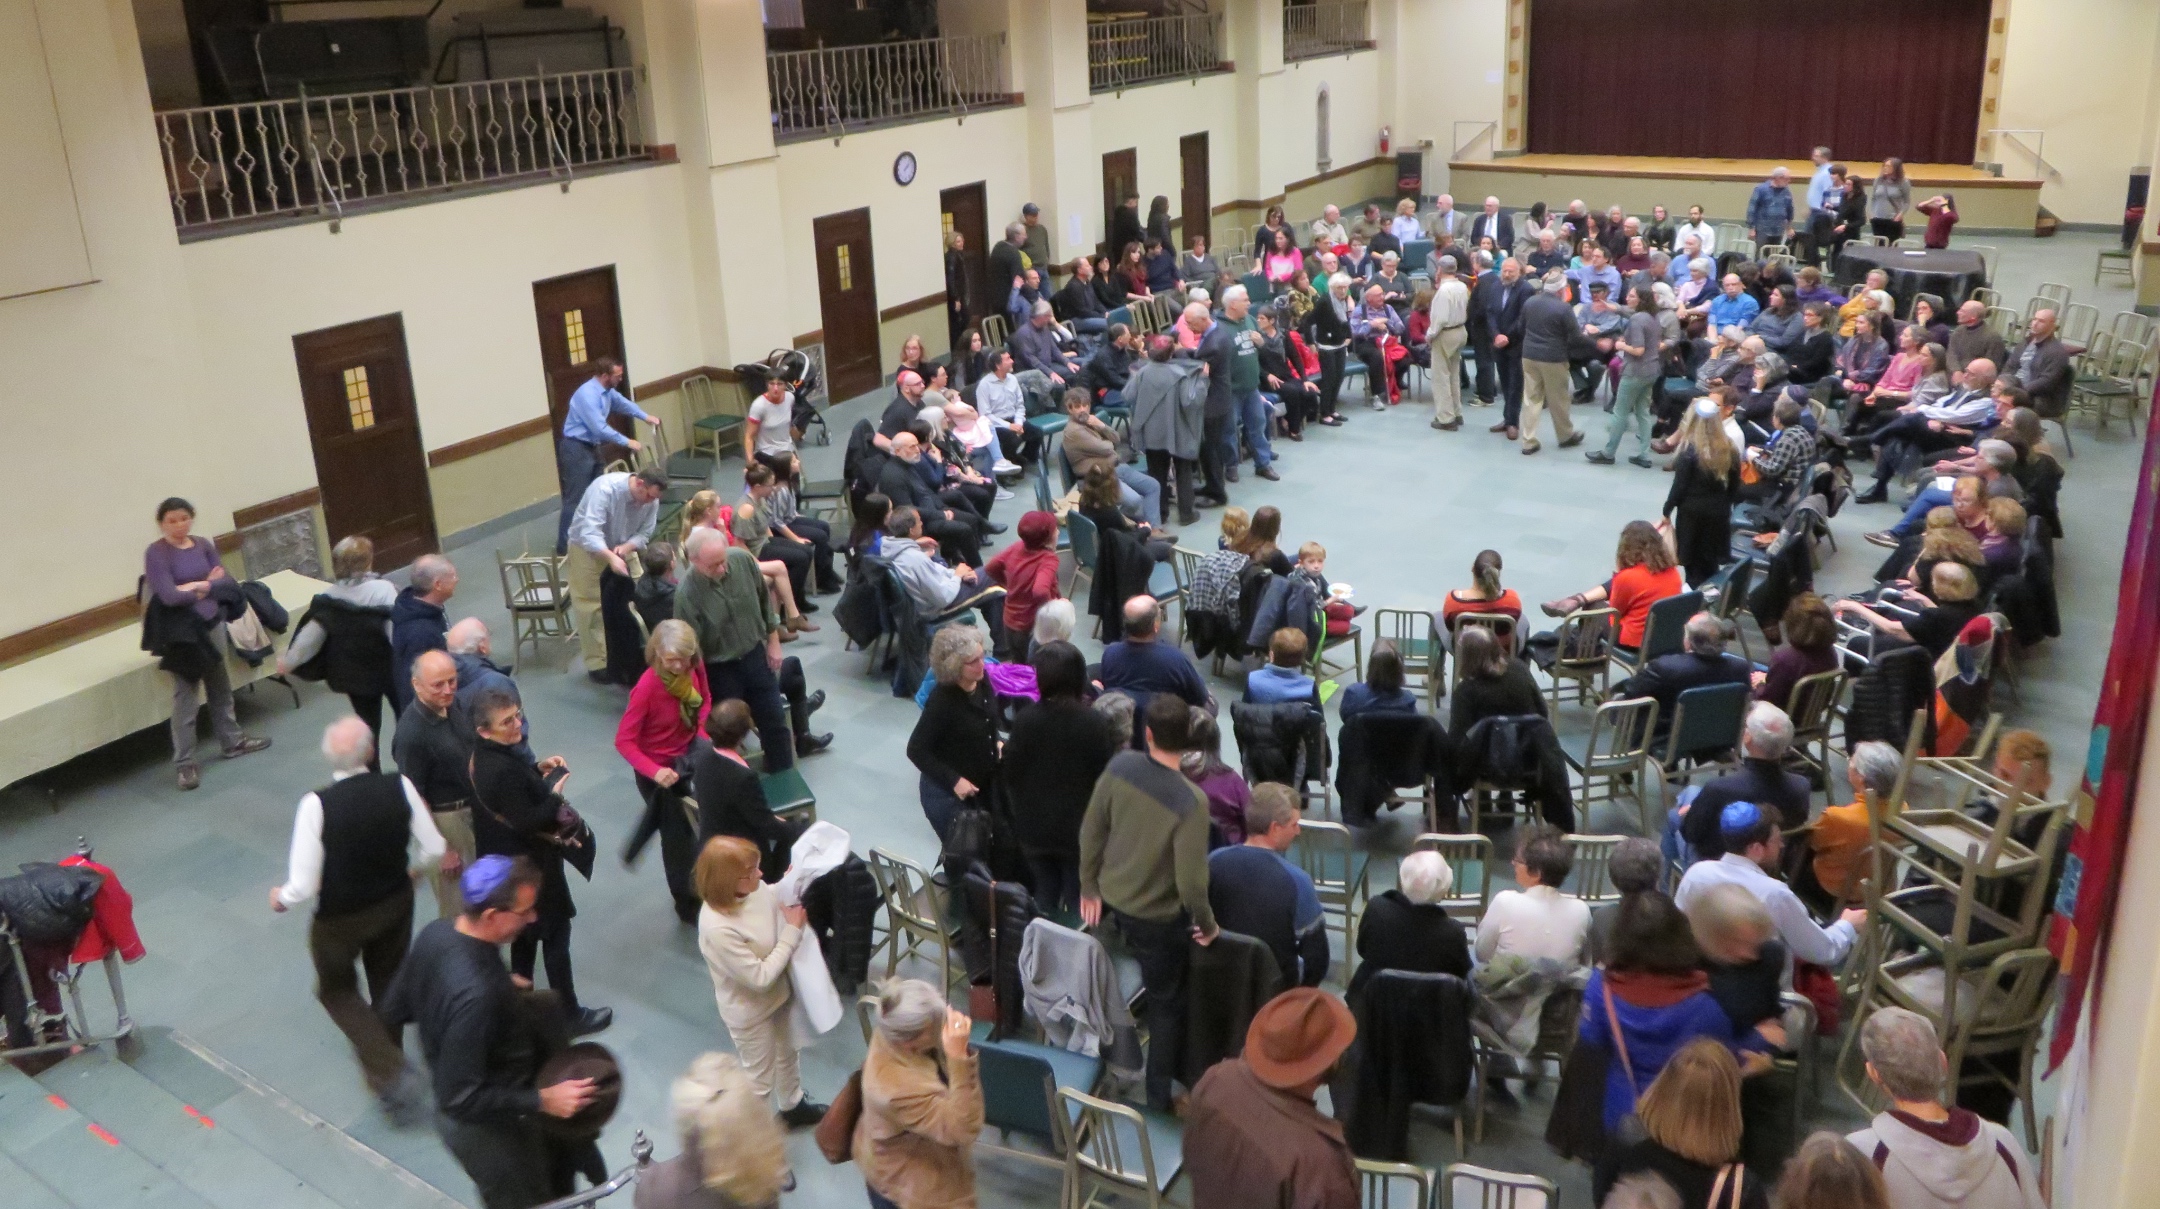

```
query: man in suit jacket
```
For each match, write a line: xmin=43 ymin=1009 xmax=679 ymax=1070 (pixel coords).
xmin=1473 ymin=257 xmax=1533 ymax=429
xmin=1469 ymin=196 xmax=1514 ymax=252
xmin=1611 ymin=613 xmax=1752 ymax=747
xmin=1423 ymin=193 xmax=1469 ymax=244
xmin=2004 ymin=309 xmax=2072 ymax=419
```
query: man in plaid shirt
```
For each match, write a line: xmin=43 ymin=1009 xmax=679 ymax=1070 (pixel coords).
xmin=1744 ymin=393 xmax=1819 ymax=497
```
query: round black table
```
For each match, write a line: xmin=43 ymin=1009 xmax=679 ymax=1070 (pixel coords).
xmin=1833 ymin=245 xmax=1987 ymax=315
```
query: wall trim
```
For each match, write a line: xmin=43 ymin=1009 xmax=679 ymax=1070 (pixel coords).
xmin=0 ymin=597 xmax=139 ymax=667
xmin=439 ymin=497 xmax=560 ymax=554
xmin=232 ymin=488 xmax=321 ymax=530
xmin=632 ymin=365 xmax=741 ymax=400
xmin=428 ymin=416 xmax=552 ymax=468
xmin=880 ymin=291 xmax=947 ymax=323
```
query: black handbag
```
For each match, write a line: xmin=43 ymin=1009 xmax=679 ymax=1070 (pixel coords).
xmin=470 ymin=756 xmax=597 ymax=881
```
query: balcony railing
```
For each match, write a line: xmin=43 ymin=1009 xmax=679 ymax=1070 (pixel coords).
xmin=1088 ymin=15 xmax=1226 ymax=93
xmin=156 ymin=67 xmax=650 ymax=237
xmin=1284 ymin=1 xmax=1373 ymax=62
xmin=766 ymin=34 xmax=1010 ymax=143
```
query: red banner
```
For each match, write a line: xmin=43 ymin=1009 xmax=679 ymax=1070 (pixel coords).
xmin=2048 ymin=386 xmax=2160 ymax=1072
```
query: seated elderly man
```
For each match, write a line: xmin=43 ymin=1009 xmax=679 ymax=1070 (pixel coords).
xmin=1099 ymin=596 xmax=1213 ymax=712
xmin=1061 ymin=388 xmax=1163 ymax=527
xmin=1675 ymin=802 xmax=1867 ymax=973
xmin=1803 ymin=740 xmax=1902 ymax=907
xmin=1854 ymin=359 xmax=2001 ymax=504
xmin=1010 ymin=298 xmax=1083 ymax=403
xmin=1612 ymin=612 xmax=1752 ymax=745
xmin=1525 ymin=228 xmax=1569 ymax=278
xmin=1848 ymin=1007 xmax=2048 ymax=1209
xmin=1675 ymin=702 xmax=1813 ymax=865
xmin=1571 ymin=281 xmax=1626 ymax=405
xmin=1867 ymin=437 xmax=2023 ymax=548
xmin=972 ymin=349 xmax=1038 ymax=469
xmin=1207 ymin=783 xmax=1329 ymax=988
xmin=874 ymin=431 xmax=988 ymax=567
xmin=866 ymin=506 xmax=1006 ymax=635
xmin=1350 ymin=850 xmax=1472 ymax=997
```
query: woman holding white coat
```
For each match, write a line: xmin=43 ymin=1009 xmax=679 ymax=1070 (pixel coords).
xmin=694 ymin=835 xmax=829 ymax=1127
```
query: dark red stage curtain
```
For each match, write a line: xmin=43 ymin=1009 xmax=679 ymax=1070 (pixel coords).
xmin=1525 ymin=0 xmax=1989 ymax=164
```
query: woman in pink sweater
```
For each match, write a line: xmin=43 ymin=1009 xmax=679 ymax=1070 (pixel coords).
xmin=617 ymin=619 xmax=714 ymax=921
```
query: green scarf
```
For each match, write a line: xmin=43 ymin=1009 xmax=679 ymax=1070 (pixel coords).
xmin=659 ymin=664 xmax=703 ymax=732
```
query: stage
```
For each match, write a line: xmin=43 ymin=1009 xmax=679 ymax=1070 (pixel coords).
xmin=1446 ymin=154 xmax=2040 ymax=234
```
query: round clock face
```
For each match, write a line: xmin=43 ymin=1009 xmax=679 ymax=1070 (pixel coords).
xmin=894 ymin=152 xmax=917 ymax=186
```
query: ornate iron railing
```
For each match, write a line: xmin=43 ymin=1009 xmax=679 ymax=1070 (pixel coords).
xmin=1087 ymin=15 xmax=1225 ymax=93
xmin=1284 ymin=1 xmax=1372 ymax=62
xmin=155 ymin=67 xmax=649 ymax=236
xmin=766 ymin=34 xmax=1009 ymax=142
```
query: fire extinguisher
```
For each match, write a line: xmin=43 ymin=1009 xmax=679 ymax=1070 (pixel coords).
xmin=1379 ymin=125 xmax=1391 ymax=155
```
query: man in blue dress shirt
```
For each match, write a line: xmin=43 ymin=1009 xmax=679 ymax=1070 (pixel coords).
xmin=555 ymin=357 xmax=654 ymax=554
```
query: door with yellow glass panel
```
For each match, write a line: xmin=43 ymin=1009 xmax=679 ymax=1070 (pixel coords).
xmin=533 ymin=266 xmax=632 ymax=462
xmin=292 ymin=314 xmax=439 ymax=569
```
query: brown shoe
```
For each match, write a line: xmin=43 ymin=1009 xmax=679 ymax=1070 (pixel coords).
xmin=1488 ymin=422 xmax=1510 ymax=433
xmin=1540 ymin=594 xmax=1586 ymax=618
xmin=787 ymin=615 xmax=821 ymax=634
xmin=1521 ymin=440 xmax=1540 ymax=455
xmin=778 ymin=628 xmax=801 ymax=643
xmin=177 ymin=763 xmax=201 ymax=791
xmin=222 ymin=736 xmax=271 ymax=758
xmin=1650 ymin=437 xmax=1677 ymax=455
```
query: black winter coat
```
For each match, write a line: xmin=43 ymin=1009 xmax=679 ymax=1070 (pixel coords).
xmin=1336 ymin=712 xmax=1453 ymax=827
xmin=802 ymin=855 xmax=879 ymax=996
xmin=292 ymin=594 xmax=395 ymax=696
xmin=1340 ymin=970 xmax=1475 ymax=1160
xmin=468 ymin=738 xmax=574 ymax=922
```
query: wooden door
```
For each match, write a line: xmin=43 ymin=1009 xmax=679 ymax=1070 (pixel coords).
xmin=533 ymin=267 xmax=630 ymax=454
xmin=939 ymin=182 xmax=989 ymax=324
xmin=1102 ymin=147 xmax=1137 ymax=255
xmin=292 ymin=315 xmax=438 ymax=569
xmin=1180 ymin=132 xmax=1210 ymax=250
xmin=812 ymin=208 xmax=881 ymax=402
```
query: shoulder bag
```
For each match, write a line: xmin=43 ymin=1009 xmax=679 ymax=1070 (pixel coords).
xmin=469 ymin=754 xmax=596 ymax=880
xmin=968 ymin=879 xmax=1002 ymax=1036
xmin=1705 ymin=1162 xmax=1748 ymax=1209
xmin=815 ymin=1069 xmax=864 ymax=1163
xmin=1602 ymin=977 xmax=1650 ymax=1148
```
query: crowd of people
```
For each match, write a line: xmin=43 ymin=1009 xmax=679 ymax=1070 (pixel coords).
xmin=152 ymin=152 xmax=2079 ymax=1209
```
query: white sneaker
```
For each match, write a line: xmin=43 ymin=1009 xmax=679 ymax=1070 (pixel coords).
xmin=1369 ymin=400 xmax=1387 ymax=412
xmin=994 ymin=488 xmax=1015 ymax=501
xmin=992 ymin=459 xmax=1022 ymax=476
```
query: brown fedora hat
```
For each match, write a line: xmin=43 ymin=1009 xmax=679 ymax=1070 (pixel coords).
xmin=1244 ymin=988 xmax=1356 ymax=1089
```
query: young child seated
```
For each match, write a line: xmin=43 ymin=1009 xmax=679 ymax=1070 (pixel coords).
xmin=1245 ymin=627 xmax=1317 ymax=703
xmin=632 ymin=541 xmax=677 ymax=631
xmin=1296 ymin=541 xmax=1356 ymax=636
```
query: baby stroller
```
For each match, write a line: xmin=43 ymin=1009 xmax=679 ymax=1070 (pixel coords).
xmin=734 ymin=347 xmax=830 ymax=446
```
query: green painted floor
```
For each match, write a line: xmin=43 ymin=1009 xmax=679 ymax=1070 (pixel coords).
xmin=0 ymin=231 xmax=2140 ymax=1207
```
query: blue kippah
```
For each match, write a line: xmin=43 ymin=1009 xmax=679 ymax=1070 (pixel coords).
xmin=461 ymin=855 xmax=517 ymax=906
xmin=1718 ymin=800 xmax=1765 ymax=836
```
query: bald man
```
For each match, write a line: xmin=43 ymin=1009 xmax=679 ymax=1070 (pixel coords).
xmin=272 ymin=716 xmax=448 ymax=1107
xmin=394 ymin=648 xmax=479 ymax=920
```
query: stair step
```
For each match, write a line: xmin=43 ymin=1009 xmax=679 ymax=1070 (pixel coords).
xmin=25 ymin=1030 xmax=462 ymax=1209
xmin=0 ymin=1062 xmax=215 ymax=1209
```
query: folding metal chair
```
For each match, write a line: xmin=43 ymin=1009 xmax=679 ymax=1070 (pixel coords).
xmin=1444 ymin=612 xmax=1516 ymax=697
xmin=868 ymin=848 xmax=961 ymax=996
xmin=1561 ymin=835 xmax=1626 ymax=902
xmin=1413 ymin=833 xmax=1494 ymax=937
xmin=1059 ymin=1090 xmax=1187 ymax=1209
xmin=1442 ymin=1163 xmax=1556 ymax=1209
xmin=496 ymin=548 xmax=574 ymax=662
xmin=1610 ymin=591 xmax=1702 ymax=677
xmin=1359 ymin=1159 xmax=1436 ymax=1209
xmin=1374 ymin=607 xmax=1444 ymax=707
xmin=1645 ymin=681 xmax=1750 ymax=797
xmin=1292 ymin=819 xmax=1370 ymax=985
xmin=1563 ymin=696 xmax=1660 ymax=838
xmin=1530 ymin=606 xmax=1616 ymax=710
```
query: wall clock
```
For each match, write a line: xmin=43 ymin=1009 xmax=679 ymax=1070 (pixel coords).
xmin=893 ymin=152 xmax=918 ymax=186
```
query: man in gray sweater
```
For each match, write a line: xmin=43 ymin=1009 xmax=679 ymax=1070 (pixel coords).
xmin=1518 ymin=271 xmax=1589 ymax=455
xmin=1080 ymin=695 xmax=1218 ymax=1110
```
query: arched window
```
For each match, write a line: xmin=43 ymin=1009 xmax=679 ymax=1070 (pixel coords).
xmin=1316 ymin=85 xmax=1331 ymax=174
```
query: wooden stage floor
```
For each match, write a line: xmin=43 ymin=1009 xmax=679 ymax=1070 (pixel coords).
xmin=1454 ymin=154 xmax=2028 ymax=190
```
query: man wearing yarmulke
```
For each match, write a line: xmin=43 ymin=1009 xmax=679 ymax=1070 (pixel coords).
xmin=1674 ymin=801 xmax=1868 ymax=972
xmin=378 ymin=856 xmax=599 ymax=1208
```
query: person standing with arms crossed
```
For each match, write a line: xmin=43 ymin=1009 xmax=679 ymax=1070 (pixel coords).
xmin=555 ymin=356 xmax=655 ymax=555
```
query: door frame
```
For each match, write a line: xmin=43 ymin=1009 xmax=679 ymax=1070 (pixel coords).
xmin=532 ymin=266 xmax=630 ymax=450
xmin=939 ymin=181 xmax=990 ymax=325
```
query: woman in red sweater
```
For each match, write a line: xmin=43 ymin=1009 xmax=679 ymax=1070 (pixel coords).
xmin=1539 ymin=520 xmax=1685 ymax=651
xmin=983 ymin=511 xmax=1062 ymax=658
xmin=617 ymin=619 xmax=714 ymax=922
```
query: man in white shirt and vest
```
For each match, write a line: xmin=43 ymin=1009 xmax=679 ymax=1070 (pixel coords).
xmin=270 ymin=717 xmax=452 ymax=1110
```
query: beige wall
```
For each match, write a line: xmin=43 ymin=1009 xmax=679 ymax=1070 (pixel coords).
xmin=1988 ymin=0 xmax=2160 ymax=225
xmin=1388 ymin=0 xmax=1509 ymax=201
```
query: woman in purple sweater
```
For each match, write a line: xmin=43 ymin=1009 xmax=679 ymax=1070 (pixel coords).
xmin=144 ymin=497 xmax=269 ymax=789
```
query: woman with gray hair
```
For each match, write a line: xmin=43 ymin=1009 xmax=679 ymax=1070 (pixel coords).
xmin=1092 ymin=690 xmax=1137 ymax=749
xmin=1347 ymin=849 xmax=1472 ymax=999
xmin=281 ymin=534 xmax=399 ymax=756
xmin=905 ymin=626 xmax=999 ymax=843
xmin=636 ymin=1051 xmax=789 ymax=1208
xmin=1804 ymin=740 xmax=1903 ymax=904
xmin=856 ymin=979 xmax=983 ymax=1209
xmin=1029 ymin=597 xmax=1076 ymax=660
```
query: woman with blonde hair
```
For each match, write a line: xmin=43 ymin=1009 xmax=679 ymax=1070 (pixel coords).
xmin=1593 ymin=1038 xmax=1768 ymax=1209
xmin=693 ymin=837 xmax=829 ymax=1128
xmin=856 ymin=978 xmax=983 ymax=1209
xmin=1769 ymin=1132 xmax=1890 ymax=1209
xmin=618 ymin=619 xmax=713 ymax=921
xmin=636 ymin=1051 xmax=789 ymax=1209
xmin=1893 ymin=505 xmax=1985 ymax=592
xmin=1663 ymin=397 xmax=1741 ymax=585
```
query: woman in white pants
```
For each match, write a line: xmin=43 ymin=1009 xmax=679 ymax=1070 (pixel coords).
xmin=694 ymin=836 xmax=828 ymax=1128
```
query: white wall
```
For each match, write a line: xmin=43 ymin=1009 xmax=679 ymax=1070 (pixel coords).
xmin=1090 ymin=73 xmax=1243 ymax=233
xmin=1948 ymin=0 xmax=2154 ymax=225
xmin=1390 ymin=0 xmax=1508 ymax=201
xmin=1261 ymin=53 xmax=1383 ymax=193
